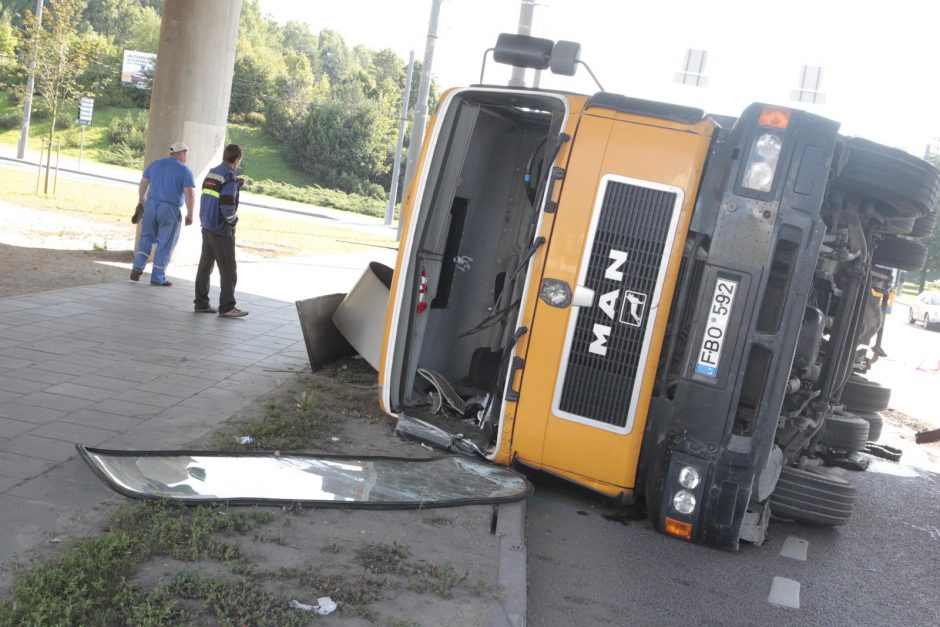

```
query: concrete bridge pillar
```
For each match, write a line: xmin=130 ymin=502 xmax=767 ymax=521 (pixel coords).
xmin=141 ymin=0 xmax=242 ymax=265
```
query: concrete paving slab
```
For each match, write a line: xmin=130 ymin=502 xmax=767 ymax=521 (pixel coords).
xmin=0 ymin=452 xmax=57 ymax=481
xmin=0 ymin=402 xmax=67 ymax=425
xmin=13 ymin=392 xmax=96 ymax=414
xmin=0 ymin=418 xmax=34 ymax=439
xmin=31 ymin=422 xmax=116 ymax=447
xmin=42 ymin=382 xmax=119 ymax=402
xmin=0 ymin=390 xmax=22 ymax=404
xmin=0 ymin=377 xmax=46 ymax=394
xmin=3 ymin=434 xmax=78 ymax=463
xmin=60 ymin=408 xmax=143 ymax=433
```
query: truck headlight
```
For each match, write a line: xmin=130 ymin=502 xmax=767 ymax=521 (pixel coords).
xmin=678 ymin=466 xmax=700 ymax=489
xmin=673 ymin=490 xmax=696 ymax=514
xmin=742 ymin=132 xmax=783 ymax=193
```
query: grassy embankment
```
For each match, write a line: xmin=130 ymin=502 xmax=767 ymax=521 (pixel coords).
xmin=0 ymin=93 xmax=396 ymax=255
xmin=0 ymin=92 xmax=391 ymax=219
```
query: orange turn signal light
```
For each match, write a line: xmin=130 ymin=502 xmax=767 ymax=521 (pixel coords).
xmin=664 ymin=517 xmax=693 ymax=540
xmin=758 ymin=106 xmax=791 ymax=129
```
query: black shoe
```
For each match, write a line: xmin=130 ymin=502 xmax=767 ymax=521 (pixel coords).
xmin=194 ymin=306 xmax=218 ymax=313
xmin=130 ymin=268 xmax=142 ymax=281
xmin=151 ymin=281 xmax=172 ymax=287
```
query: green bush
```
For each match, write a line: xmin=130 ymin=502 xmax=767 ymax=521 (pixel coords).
xmin=230 ymin=111 xmax=266 ymax=127
xmin=245 ymin=178 xmax=385 ymax=217
xmin=60 ymin=126 xmax=84 ymax=149
xmin=0 ymin=111 xmax=18 ymax=131
xmin=99 ymin=144 xmax=144 ymax=169
xmin=108 ymin=112 xmax=147 ymax=151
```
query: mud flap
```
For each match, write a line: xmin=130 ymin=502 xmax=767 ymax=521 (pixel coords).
xmin=77 ymin=445 xmax=530 ymax=507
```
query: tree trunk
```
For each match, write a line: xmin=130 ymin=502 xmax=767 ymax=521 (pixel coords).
xmin=918 ymin=269 xmax=927 ymax=293
xmin=43 ymin=97 xmax=57 ymax=195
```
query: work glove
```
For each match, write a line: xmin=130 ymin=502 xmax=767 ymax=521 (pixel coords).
xmin=131 ymin=202 xmax=144 ymax=224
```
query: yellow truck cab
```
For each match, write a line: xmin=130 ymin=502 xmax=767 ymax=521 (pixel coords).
xmin=378 ymin=34 xmax=939 ymax=548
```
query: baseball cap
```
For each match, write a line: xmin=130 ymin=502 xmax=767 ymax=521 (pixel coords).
xmin=169 ymin=142 xmax=189 ymax=153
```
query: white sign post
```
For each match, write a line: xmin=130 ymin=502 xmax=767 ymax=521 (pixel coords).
xmin=77 ymin=96 xmax=94 ymax=169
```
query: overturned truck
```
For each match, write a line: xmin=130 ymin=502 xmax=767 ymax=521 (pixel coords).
xmin=377 ymin=34 xmax=939 ymax=549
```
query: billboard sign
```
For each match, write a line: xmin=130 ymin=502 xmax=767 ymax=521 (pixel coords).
xmin=121 ymin=50 xmax=156 ymax=90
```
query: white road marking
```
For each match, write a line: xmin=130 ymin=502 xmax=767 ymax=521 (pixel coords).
xmin=768 ymin=576 xmax=801 ymax=609
xmin=780 ymin=535 xmax=809 ymax=561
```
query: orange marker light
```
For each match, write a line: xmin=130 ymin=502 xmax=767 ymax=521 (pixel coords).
xmin=758 ymin=106 xmax=791 ymax=129
xmin=664 ymin=517 xmax=693 ymax=540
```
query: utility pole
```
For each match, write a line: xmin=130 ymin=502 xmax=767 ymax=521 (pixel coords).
xmin=17 ymin=0 xmax=44 ymax=160
xmin=385 ymin=51 xmax=415 ymax=226
xmin=399 ymin=0 xmax=442 ymax=238
xmin=508 ymin=0 xmax=536 ymax=87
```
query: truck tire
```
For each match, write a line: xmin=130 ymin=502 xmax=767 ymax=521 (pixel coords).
xmin=855 ymin=410 xmax=883 ymax=442
xmin=769 ymin=466 xmax=856 ymax=526
xmin=820 ymin=411 xmax=870 ymax=452
xmin=833 ymin=138 xmax=940 ymax=218
xmin=841 ymin=376 xmax=891 ymax=412
xmin=880 ymin=216 xmax=915 ymax=236
xmin=871 ymin=236 xmax=927 ymax=272
xmin=909 ymin=212 xmax=937 ymax=238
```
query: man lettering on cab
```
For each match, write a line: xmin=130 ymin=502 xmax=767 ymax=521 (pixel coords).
xmin=130 ymin=142 xmax=196 ymax=286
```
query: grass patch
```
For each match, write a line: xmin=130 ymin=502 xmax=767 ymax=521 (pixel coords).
xmin=0 ymin=500 xmax=264 ymax=626
xmin=354 ymin=542 xmax=469 ymax=600
xmin=0 ymin=98 xmax=390 ymax=217
xmin=214 ymin=359 xmax=389 ymax=451
xmin=0 ymin=164 xmax=397 ymax=257
xmin=0 ymin=103 xmax=147 ymax=169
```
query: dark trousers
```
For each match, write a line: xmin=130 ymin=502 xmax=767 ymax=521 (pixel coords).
xmin=194 ymin=228 xmax=237 ymax=312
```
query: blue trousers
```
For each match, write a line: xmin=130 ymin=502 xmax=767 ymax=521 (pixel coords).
xmin=133 ymin=199 xmax=182 ymax=285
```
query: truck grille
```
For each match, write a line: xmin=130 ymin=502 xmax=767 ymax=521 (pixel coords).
xmin=557 ymin=178 xmax=679 ymax=429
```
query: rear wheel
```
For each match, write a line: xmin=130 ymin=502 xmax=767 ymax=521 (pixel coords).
xmin=832 ymin=138 xmax=940 ymax=218
xmin=872 ymin=236 xmax=927 ymax=271
xmin=841 ymin=376 xmax=891 ymax=412
xmin=769 ymin=466 xmax=856 ymax=526
xmin=909 ymin=212 xmax=937 ymax=238
xmin=855 ymin=411 xmax=883 ymax=442
xmin=820 ymin=411 xmax=870 ymax=452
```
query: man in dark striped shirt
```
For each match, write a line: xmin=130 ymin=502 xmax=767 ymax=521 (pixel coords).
xmin=194 ymin=144 xmax=247 ymax=317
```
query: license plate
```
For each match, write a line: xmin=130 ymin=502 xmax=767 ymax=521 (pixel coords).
xmin=694 ymin=277 xmax=737 ymax=378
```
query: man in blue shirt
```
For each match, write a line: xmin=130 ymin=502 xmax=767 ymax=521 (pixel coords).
xmin=130 ymin=142 xmax=196 ymax=286
xmin=194 ymin=144 xmax=248 ymax=317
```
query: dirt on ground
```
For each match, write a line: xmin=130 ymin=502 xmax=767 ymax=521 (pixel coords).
xmin=0 ymin=204 xmax=137 ymax=297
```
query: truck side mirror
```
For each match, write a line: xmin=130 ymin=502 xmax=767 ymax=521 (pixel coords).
xmin=550 ymin=41 xmax=581 ymax=76
xmin=493 ymin=33 xmax=554 ymax=70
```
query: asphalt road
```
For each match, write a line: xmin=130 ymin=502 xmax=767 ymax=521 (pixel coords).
xmin=524 ymin=306 xmax=940 ymax=626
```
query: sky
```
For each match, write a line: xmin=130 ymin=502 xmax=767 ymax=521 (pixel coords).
xmin=258 ymin=0 xmax=940 ymax=157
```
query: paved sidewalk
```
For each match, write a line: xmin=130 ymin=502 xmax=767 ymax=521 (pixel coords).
xmin=0 ymin=279 xmax=310 ymax=567
xmin=0 ymin=256 xmax=526 ymax=625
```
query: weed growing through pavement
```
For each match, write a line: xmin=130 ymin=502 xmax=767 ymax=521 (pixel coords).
xmin=0 ymin=500 xmax=265 ymax=625
xmin=355 ymin=541 xmax=470 ymax=599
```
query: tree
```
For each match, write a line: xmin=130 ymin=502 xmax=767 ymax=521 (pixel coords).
xmin=21 ymin=0 xmax=99 ymax=193
xmin=280 ymin=20 xmax=317 ymax=63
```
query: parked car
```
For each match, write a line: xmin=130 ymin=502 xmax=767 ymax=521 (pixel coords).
xmin=909 ymin=291 xmax=940 ymax=330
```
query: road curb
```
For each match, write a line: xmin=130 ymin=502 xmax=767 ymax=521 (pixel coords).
xmin=491 ymin=500 xmax=527 ymax=627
